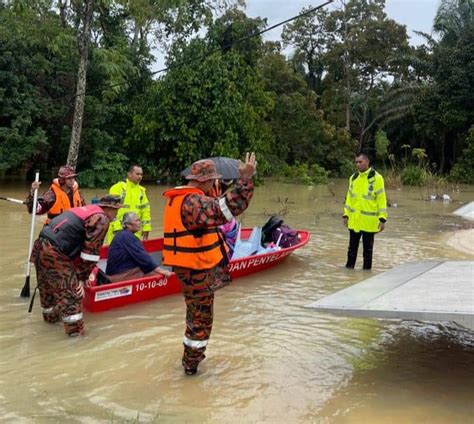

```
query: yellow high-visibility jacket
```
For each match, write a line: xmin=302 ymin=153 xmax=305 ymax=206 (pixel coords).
xmin=106 ymin=179 xmax=152 ymax=244
xmin=343 ymin=168 xmax=388 ymax=233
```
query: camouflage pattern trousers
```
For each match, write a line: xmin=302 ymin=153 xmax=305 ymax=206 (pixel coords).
xmin=31 ymin=238 xmax=84 ymax=336
xmin=174 ymin=267 xmax=216 ymax=372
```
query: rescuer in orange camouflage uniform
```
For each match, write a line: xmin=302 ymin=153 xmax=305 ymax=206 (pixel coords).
xmin=26 ymin=165 xmax=86 ymax=223
xmin=31 ymin=195 xmax=122 ymax=336
xmin=162 ymin=153 xmax=257 ymax=376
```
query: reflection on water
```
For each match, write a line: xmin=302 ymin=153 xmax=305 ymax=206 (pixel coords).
xmin=0 ymin=180 xmax=473 ymax=423
xmin=318 ymin=322 xmax=474 ymax=423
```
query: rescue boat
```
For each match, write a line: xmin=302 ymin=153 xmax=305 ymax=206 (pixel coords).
xmin=83 ymin=229 xmax=310 ymax=312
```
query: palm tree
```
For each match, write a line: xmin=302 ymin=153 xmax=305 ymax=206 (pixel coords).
xmin=434 ymin=0 xmax=473 ymax=42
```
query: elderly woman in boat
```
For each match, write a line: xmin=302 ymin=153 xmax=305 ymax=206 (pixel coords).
xmin=106 ymin=212 xmax=171 ymax=282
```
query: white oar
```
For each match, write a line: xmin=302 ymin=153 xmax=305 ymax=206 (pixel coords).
xmin=0 ymin=196 xmax=26 ymax=204
xmin=20 ymin=171 xmax=40 ymax=298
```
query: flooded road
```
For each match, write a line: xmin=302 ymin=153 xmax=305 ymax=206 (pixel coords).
xmin=0 ymin=179 xmax=473 ymax=423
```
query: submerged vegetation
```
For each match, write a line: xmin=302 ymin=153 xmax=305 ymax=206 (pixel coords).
xmin=0 ymin=0 xmax=472 ymax=187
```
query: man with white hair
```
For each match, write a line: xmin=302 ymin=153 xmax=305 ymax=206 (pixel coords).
xmin=106 ymin=212 xmax=170 ymax=282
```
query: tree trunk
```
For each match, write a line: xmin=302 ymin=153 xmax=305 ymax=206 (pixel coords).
xmin=440 ymin=133 xmax=446 ymax=174
xmin=345 ymin=82 xmax=351 ymax=132
xmin=67 ymin=0 xmax=94 ymax=169
xmin=342 ymin=2 xmax=351 ymax=132
xmin=132 ymin=23 xmax=140 ymax=46
xmin=58 ymin=0 xmax=68 ymax=27
xmin=358 ymin=107 xmax=367 ymax=152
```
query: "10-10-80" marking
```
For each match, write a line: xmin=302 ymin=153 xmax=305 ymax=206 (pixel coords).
xmin=136 ymin=278 xmax=168 ymax=292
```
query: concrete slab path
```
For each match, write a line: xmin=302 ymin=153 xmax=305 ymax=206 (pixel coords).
xmin=306 ymin=261 xmax=474 ymax=330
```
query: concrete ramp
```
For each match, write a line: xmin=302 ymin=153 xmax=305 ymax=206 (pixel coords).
xmin=306 ymin=261 xmax=474 ymax=330
xmin=453 ymin=201 xmax=474 ymax=220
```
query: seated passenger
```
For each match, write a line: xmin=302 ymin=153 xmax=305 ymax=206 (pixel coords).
xmin=106 ymin=212 xmax=171 ymax=282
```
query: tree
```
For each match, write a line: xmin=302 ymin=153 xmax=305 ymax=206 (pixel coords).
xmin=403 ymin=0 xmax=474 ymax=173
xmin=65 ymin=0 xmax=241 ymax=168
xmin=261 ymin=49 xmax=354 ymax=175
xmin=323 ymin=0 xmax=410 ymax=150
xmin=128 ymin=10 xmax=274 ymax=179
xmin=434 ymin=0 xmax=473 ymax=42
xmin=0 ymin=4 xmax=76 ymax=173
xmin=281 ymin=7 xmax=330 ymax=95
xmin=66 ymin=0 xmax=94 ymax=168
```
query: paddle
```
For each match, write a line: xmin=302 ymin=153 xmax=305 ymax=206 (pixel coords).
xmin=0 ymin=196 xmax=26 ymax=205
xmin=20 ymin=170 xmax=40 ymax=298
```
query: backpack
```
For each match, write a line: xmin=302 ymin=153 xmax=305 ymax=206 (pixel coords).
xmin=261 ymin=215 xmax=284 ymax=245
xmin=271 ymin=224 xmax=300 ymax=248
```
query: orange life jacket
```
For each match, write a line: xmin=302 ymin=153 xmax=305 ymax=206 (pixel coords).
xmin=162 ymin=186 xmax=226 ymax=270
xmin=47 ymin=179 xmax=82 ymax=221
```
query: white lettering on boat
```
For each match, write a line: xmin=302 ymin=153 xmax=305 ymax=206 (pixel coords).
xmin=136 ymin=277 xmax=168 ymax=292
xmin=94 ymin=285 xmax=133 ymax=302
xmin=228 ymin=251 xmax=290 ymax=273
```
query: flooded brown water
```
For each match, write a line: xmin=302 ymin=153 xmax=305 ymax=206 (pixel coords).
xmin=0 ymin=179 xmax=473 ymax=423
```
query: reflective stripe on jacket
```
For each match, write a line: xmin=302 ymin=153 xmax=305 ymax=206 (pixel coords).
xmin=162 ymin=186 xmax=225 ymax=270
xmin=47 ymin=180 xmax=82 ymax=221
xmin=107 ymin=179 xmax=151 ymax=244
xmin=343 ymin=168 xmax=388 ymax=233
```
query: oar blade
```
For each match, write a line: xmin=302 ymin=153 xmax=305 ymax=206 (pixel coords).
xmin=20 ymin=276 xmax=30 ymax=298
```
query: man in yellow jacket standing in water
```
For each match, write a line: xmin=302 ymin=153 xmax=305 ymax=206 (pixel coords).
xmin=107 ymin=165 xmax=152 ymax=244
xmin=343 ymin=153 xmax=387 ymax=270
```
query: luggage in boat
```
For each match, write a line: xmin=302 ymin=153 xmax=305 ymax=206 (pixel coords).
xmin=261 ymin=215 xmax=300 ymax=248
xmin=271 ymin=224 xmax=300 ymax=248
xmin=261 ymin=215 xmax=284 ymax=245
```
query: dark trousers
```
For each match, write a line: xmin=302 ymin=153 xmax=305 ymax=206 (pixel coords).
xmin=345 ymin=230 xmax=375 ymax=270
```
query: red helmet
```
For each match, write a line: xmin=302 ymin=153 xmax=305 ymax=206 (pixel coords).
xmin=57 ymin=165 xmax=77 ymax=179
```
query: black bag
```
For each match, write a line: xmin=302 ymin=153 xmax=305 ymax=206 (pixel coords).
xmin=261 ymin=215 xmax=284 ymax=245
xmin=97 ymin=268 xmax=112 ymax=285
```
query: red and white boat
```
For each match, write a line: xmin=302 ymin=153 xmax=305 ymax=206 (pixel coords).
xmin=83 ymin=229 xmax=310 ymax=312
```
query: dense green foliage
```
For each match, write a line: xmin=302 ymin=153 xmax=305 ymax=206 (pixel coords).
xmin=129 ymin=10 xmax=275 ymax=177
xmin=0 ymin=6 xmax=75 ymax=171
xmin=0 ymin=0 xmax=473 ymax=185
xmin=401 ymin=165 xmax=428 ymax=187
xmin=449 ymin=126 xmax=474 ymax=183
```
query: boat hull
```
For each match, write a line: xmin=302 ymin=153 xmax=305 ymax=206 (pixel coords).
xmin=83 ymin=229 xmax=310 ymax=312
